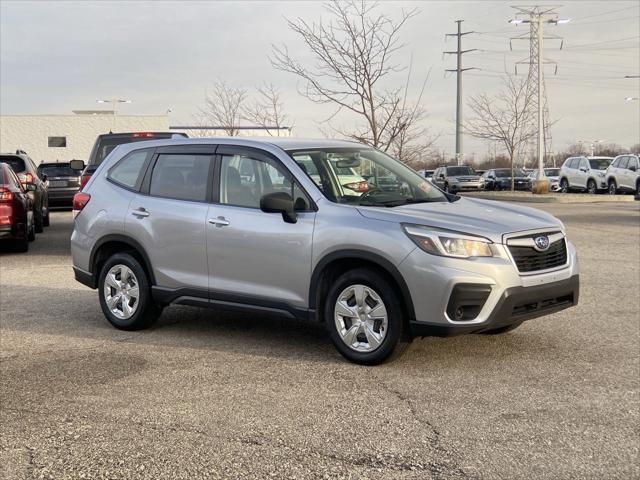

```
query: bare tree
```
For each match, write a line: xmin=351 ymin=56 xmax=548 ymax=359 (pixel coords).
xmin=242 ymin=84 xmax=291 ymax=136
xmin=465 ymin=74 xmax=535 ymax=190
xmin=271 ymin=0 xmax=427 ymax=152
xmin=199 ymin=79 xmax=247 ymax=136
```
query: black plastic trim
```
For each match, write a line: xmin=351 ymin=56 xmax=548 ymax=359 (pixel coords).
xmin=73 ymin=267 xmax=96 ymax=289
xmin=309 ymin=250 xmax=416 ymax=321
xmin=88 ymin=234 xmax=157 ymax=285
xmin=151 ymin=286 xmax=315 ymax=322
xmin=410 ymin=274 xmax=579 ymax=337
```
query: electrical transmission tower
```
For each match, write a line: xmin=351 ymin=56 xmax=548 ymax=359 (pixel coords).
xmin=444 ymin=20 xmax=477 ymax=165
xmin=510 ymin=6 xmax=567 ymax=176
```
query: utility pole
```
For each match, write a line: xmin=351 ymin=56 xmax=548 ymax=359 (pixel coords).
xmin=444 ymin=20 xmax=477 ymax=166
xmin=510 ymin=6 xmax=568 ymax=193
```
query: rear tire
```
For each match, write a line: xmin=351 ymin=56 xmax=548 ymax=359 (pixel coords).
xmin=43 ymin=204 xmax=50 ymax=227
xmin=27 ymin=220 xmax=36 ymax=242
xmin=14 ymin=225 xmax=29 ymax=253
xmin=34 ymin=206 xmax=44 ymax=233
xmin=98 ymin=253 xmax=162 ymax=331
xmin=325 ymin=268 xmax=411 ymax=365
xmin=478 ymin=321 xmax=523 ymax=335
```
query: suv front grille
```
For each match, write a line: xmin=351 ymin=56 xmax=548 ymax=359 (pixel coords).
xmin=508 ymin=238 xmax=567 ymax=273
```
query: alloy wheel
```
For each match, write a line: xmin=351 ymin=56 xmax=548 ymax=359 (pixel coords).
xmin=334 ymin=284 xmax=388 ymax=353
xmin=103 ymin=264 xmax=140 ymax=320
xmin=608 ymin=182 xmax=617 ymax=195
xmin=587 ymin=180 xmax=597 ymax=194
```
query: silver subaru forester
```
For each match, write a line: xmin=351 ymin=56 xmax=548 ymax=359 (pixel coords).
xmin=71 ymin=138 xmax=579 ymax=364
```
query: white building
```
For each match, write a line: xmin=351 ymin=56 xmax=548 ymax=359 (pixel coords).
xmin=0 ymin=112 xmax=170 ymax=164
xmin=0 ymin=112 xmax=292 ymax=165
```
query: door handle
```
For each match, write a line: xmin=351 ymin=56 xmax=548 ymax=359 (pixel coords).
xmin=131 ymin=208 xmax=150 ymax=218
xmin=208 ymin=216 xmax=230 ymax=227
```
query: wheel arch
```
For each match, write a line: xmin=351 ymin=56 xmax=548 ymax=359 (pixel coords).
xmin=309 ymin=250 xmax=416 ymax=324
xmin=89 ymin=234 xmax=156 ymax=286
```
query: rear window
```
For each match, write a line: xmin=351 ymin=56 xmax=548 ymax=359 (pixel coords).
xmin=89 ymin=133 xmax=186 ymax=166
xmin=38 ymin=165 xmax=77 ymax=177
xmin=0 ymin=155 xmax=26 ymax=173
xmin=589 ymin=158 xmax=612 ymax=170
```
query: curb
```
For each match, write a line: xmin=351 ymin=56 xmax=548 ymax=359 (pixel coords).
xmin=461 ymin=192 xmax=638 ymax=204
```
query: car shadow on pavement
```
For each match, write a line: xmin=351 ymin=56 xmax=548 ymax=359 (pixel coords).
xmin=1 ymin=283 xmax=566 ymax=369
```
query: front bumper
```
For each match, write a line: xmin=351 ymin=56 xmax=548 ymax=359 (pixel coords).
xmin=399 ymin=239 xmax=580 ymax=336
xmin=452 ymin=181 xmax=484 ymax=191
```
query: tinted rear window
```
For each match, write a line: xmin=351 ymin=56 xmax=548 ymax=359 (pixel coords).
xmin=0 ymin=155 xmax=26 ymax=173
xmin=38 ymin=165 xmax=77 ymax=177
xmin=89 ymin=133 xmax=185 ymax=166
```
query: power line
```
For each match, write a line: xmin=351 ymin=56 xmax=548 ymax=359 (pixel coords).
xmin=443 ymin=20 xmax=477 ymax=166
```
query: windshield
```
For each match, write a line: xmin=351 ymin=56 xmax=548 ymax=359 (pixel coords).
xmin=38 ymin=165 xmax=78 ymax=177
xmin=589 ymin=158 xmax=612 ymax=170
xmin=288 ymin=147 xmax=448 ymax=206
xmin=544 ymin=168 xmax=560 ymax=176
xmin=494 ymin=169 xmax=526 ymax=177
xmin=446 ymin=166 xmax=475 ymax=176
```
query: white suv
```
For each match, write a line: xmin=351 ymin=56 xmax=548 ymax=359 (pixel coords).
xmin=559 ymin=156 xmax=613 ymax=194
xmin=606 ymin=154 xmax=639 ymax=195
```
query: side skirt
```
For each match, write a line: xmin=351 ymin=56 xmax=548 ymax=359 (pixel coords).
xmin=151 ymin=286 xmax=316 ymax=322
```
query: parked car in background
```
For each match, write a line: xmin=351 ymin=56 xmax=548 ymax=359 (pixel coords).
xmin=432 ymin=165 xmax=483 ymax=193
xmin=481 ymin=168 xmax=530 ymax=191
xmin=0 ymin=162 xmax=36 ymax=251
xmin=76 ymin=132 xmax=189 ymax=190
xmin=0 ymin=150 xmax=49 ymax=232
xmin=606 ymin=154 xmax=639 ymax=195
xmin=295 ymin=156 xmax=369 ymax=194
xmin=417 ymin=169 xmax=434 ymax=180
xmin=526 ymin=168 xmax=561 ymax=192
xmin=72 ymin=137 xmax=579 ymax=365
xmin=559 ymin=156 xmax=613 ymax=194
xmin=37 ymin=161 xmax=82 ymax=207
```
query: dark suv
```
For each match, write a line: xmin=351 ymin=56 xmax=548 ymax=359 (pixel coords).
xmin=77 ymin=132 xmax=188 ymax=189
xmin=0 ymin=150 xmax=49 ymax=232
xmin=37 ymin=162 xmax=82 ymax=207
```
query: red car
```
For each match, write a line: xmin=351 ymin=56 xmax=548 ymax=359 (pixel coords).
xmin=0 ymin=162 xmax=36 ymax=252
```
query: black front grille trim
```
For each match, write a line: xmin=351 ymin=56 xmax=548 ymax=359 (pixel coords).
xmin=508 ymin=238 xmax=568 ymax=273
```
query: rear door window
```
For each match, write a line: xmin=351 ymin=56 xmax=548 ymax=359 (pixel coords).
xmin=149 ymin=154 xmax=211 ymax=202
xmin=628 ymin=157 xmax=638 ymax=170
xmin=618 ymin=157 xmax=629 ymax=169
xmin=108 ymin=149 xmax=151 ymax=190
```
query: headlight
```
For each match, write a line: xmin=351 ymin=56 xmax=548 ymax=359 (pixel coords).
xmin=402 ymin=224 xmax=493 ymax=258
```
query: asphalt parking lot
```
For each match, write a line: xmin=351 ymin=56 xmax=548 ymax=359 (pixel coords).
xmin=1 ymin=202 xmax=639 ymax=480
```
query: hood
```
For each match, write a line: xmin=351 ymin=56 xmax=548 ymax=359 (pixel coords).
xmin=356 ymin=197 xmax=562 ymax=243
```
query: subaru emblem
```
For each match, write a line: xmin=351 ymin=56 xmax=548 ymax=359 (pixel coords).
xmin=533 ymin=235 xmax=550 ymax=251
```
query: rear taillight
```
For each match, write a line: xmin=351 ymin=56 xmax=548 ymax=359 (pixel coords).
xmin=0 ymin=188 xmax=13 ymax=225
xmin=0 ymin=188 xmax=13 ymax=203
xmin=132 ymin=132 xmax=155 ymax=138
xmin=72 ymin=192 xmax=91 ymax=218
xmin=80 ymin=174 xmax=91 ymax=190
xmin=343 ymin=181 xmax=369 ymax=192
xmin=18 ymin=172 xmax=35 ymax=185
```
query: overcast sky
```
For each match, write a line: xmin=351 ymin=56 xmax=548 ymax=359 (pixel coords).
xmin=1 ymin=0 xmax=639 ymax=160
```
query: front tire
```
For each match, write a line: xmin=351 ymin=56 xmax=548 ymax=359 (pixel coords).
xmin=560 ymin=178 xmax=569 ymax=193
xmin=608 ymin=180 xmax=617 ymax=195
xmin=98 ymin=253 xmax=162 ymax=331
xmin=587 ymin=179 xmax=597 ymax=195
xmin=325 ymin=268 xmax=410 ymax=365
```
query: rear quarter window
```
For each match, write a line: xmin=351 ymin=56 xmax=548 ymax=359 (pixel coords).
xmin=107 ymin=150 xmax=151 ymax=190
xmin=0 ymin=155 xmax=26 ymax=173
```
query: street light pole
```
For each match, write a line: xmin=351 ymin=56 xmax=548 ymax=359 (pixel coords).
xmin=97 ymin=99 xmax=132 ymax=131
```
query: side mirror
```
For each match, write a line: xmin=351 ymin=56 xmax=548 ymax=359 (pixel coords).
xmin=25 ymin=183 xmax=37 ymax=192
xmin=69 ymin=159 xmax=85 ymax=171
xmin=40 ymin=173 xmax=48 ymax=182
xmin=438 ymin=174 xmax=445 ymax=179
xmin=630 ymin=166 xmax=637 ymax=172
xmin=579 ymin=168 xmax=587 ymax=173
xmin=260 ymin=192 xmax=297 ymax=224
